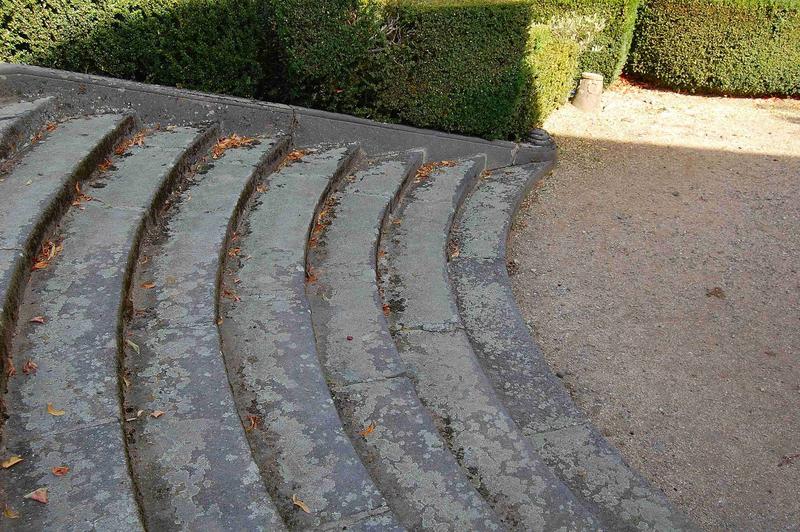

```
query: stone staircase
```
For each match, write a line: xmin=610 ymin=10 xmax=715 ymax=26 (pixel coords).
xmin=0 ymin=64 xmax=693 ymax=531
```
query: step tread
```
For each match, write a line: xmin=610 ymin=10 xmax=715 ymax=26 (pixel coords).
xmin=449 ymin=163 xmax=694 ymax=531
xmin=382 ymin=159 xmax=597 ymax=530
xmin=0 ymin=114 xmax=131 ymax=263
xmin=0 ymin=97 xmax=54 ymax=159
xmin=220 ymin=147 xmax=403 ymax=529
xmin=307 ymin=152 xmax=503 ymax=530
xmin=0 ymin=127 xmax=210 ymax=531
xmin=125 ymin=137 xmax=285 ymax=530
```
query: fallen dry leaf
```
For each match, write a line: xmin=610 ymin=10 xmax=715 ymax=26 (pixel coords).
xmin=31 ymin=240 xmax=63 ymax=271
xmin=6 ymin=362 xmax=16 ymax=377
xmin=212 ymin=134 xmax=256 ymax=159
xmin=51 ymin=466 xmax=69 ymax=477
xmin=706 ymin=287 xmax=726 ymax=299
xmin=284 ymin=149 xmax=309 ymax=165
xmin=779 ymin=453 xmax=800 ymax=466
xmin=140 ymin=281 xmax=155 ymax=289
xmin=150 ymin=410 xmax=164 ymax=418
xmin=291 ymin=493 xmax=311 ymax=513
xmin=382 ymin=304 xmax=391 ymax=317
xmin=245 ymin=414 xmax=261 ymax=432
xmin=414 ymin=160 xmax=457 ymax=183
xmin=114 ymin=130 xmax=147 ymax=156
xmin=1 ymin=455 xmax=23 ymax=469
xmin=227 ymin=247 xmax=241 ymax=257
xmin=45 ymin=122 xmax=57 ymax=133
xmin=47 ymin=403 xmax=65 ymax=416
xmin=305 ymin=267 xmax=318 ymax=285
xmin=222 ymin=288 xmax=241 ymax=302
xmin=125 ymin=339 xmax=140 ymax=355
xmin=256 ymin=183 xmax=268 ymax=194
xmin=22 ymin=360 xmax=38 ymax=375
xmin=71 ymin=183 xmax=94 ymax=207
xmin=97 ymin=158 xmax=114 ymax=173
xmin=358 ymin=421 xmax=376 ymax=437
xmin=24 ymin=487 xmax=48 ymax=504
xmin=3 ymin=505 xmax=19 ymax=519
xmin=29 ymin=316 xmax=46 ymax=324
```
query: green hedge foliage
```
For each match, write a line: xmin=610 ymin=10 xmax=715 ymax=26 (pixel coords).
xmin=0 ymin=0 xmax=269 ymax=97
xmin=0 ymin=0 xmax=640 ymax=138
xmin=528 ymin=0 xmax=640 ymax=84
xmin=376 ymin=1 xmax=579 ymax=138
xmin=628 ymin=0 xmax=800 ymax=96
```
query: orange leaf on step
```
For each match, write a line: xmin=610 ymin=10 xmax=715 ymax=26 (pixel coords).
xmin=22 ymin=360 xmax=38 ymax=375
xmin=24 ymin=488 xmax=48 ymax=504
xmin=30 ymin=316 xmax=46 ymax=324
xmin=358 ymin=421 xmax=376 ymax=437
xmin=140 ymin=281 xmax=155 ymax=289
xmin=291 ymin=494 xmax=311 ymax=513
xmin=46 ymin=403 xmax=65 ymax=416
xmin=150 ymin=410 xmax=164 ymax=418
xmin=1 ymin=455 xmax=23 ymax=469
xmin=51 ymin=466 xmax=70 ymax=477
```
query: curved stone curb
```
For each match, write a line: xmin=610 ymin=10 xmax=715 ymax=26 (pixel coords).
xmin=219 ymin=147 xmax=403 ymax=529
xmin=306 ymin=152 xmax=504 ymax=530
xmin=123 ymin=135 xmax=286 ymax=530
xmin=449 ymin=162 xmax=697 ymax=531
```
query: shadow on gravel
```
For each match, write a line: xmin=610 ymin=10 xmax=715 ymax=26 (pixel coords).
xmin=510 ymin=134 xmax=800 ymax=531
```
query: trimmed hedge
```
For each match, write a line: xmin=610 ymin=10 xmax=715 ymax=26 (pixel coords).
xmin=0 ymin=0 xmax=640 ymax=138
xmin=0 ymin=0 xmax=269 ymax=98
xmin=376 ymin=1 xmax=579 ymax=138
xmin=628 ymin=0 xmax=800 ymax=96
xmin=528 ymin=0 xmax=641 ymax=84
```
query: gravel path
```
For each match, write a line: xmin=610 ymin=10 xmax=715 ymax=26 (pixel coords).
xmin=508 ymin=83 xmax=800 ymax=531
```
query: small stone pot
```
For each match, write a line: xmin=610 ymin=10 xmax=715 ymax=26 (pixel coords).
xmin=572 ymin=72 xmax=604 ymax=113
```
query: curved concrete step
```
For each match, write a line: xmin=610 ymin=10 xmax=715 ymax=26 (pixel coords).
xmin=220 ymin=147 xmax=403 ymax=530
xmin=0 ymin=125 xmax=214 ymax=530
xmin=123 ymin=136 xmax=287 ymax=529
xmin=0 ymin=113 xmax=135 ymax=405
xmin=380 ymin=159 xmax=598 ymax=531
xmin=306 ymin=152 xmax=504 ymax=530
xmin=0 ymin=97 xmax=55 ymax=161
xmin=449 ymin=163 xmax=695 ymax=531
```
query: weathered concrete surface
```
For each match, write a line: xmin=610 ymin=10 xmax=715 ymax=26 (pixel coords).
xmin=0 ymin=113 xmax=133 ymax=338
xmin=307 ymin=153 xmax=504 ymax=530
xmin=219 ymin=148 xmax=403 ymax=529
xmin=0 ymin=97 xmax=54 ymax=160
xmin=450 ymin=164 xmax=694 ymax=531
xmin=0 ymin=128 xmax=210 ymax=531
xmin=383 ymin=160 xmax=597 ymax=530
xmin=125 ymin=138 xmax=285 ymax=530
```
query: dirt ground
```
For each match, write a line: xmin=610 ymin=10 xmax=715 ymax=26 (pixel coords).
xmin=508 ymin=83 xmax=800 ymax=530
